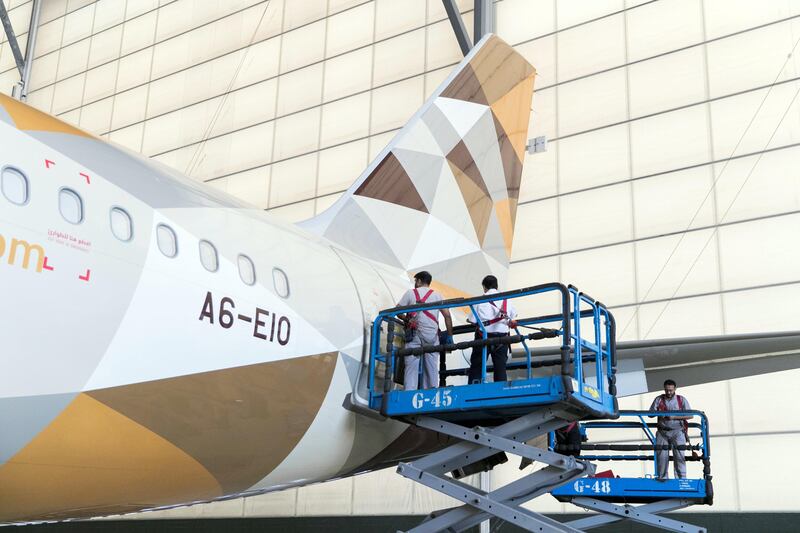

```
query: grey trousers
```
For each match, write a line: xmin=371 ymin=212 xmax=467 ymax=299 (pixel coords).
xmin=404 ymin=329 xmax=439 ymax=390
xmin=656 ymin=429 xmax=687 ymax=479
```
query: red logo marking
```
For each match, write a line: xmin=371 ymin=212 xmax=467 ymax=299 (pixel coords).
xmin=79 ymin=172 xmax=91 ymax=184
xmin=45 ymin=159 xmax=55 ymax=169
xmin=78 ymin=269 xmax=91 ymax=282
xmin=42 ymin=257 xmax=54 ymax=271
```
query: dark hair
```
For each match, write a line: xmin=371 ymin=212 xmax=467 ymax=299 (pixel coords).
xmin=663 ymin=379 xmax=676 ymax=388
xmin=414 ymin=271 xmax=432 ymax=285
xmin=482 ymin=275 xmax=498 ymax=290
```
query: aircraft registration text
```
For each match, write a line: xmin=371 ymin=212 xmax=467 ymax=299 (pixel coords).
xmin=198 ymin=291 xmax=291 ymax=345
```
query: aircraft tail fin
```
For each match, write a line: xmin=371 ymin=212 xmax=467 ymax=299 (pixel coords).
xmin=302 ymin=34 xmax=536 ymax=297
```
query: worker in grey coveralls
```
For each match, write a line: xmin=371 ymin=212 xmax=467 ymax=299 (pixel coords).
xmin=649 ymin=379 xmax=692 ymax=479
xmin=397 ymin=271 xmax=454 ymax=390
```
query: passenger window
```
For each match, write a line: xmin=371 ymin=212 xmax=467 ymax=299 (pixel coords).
xmin=110 ymin=207 xmax=133 ymax=242
xmin=199 ymin=240 xmax=218 ymax=272
xmin=59 ymin=188 xmax=83 ymax=224
xmin=273 ymin=267 xmax=290 ymax=298
xmin=1 ymin=167 xmax=29 ymax=205
xmin=238 ymin=254 xmax=256 ymax=285
xmin=156 ymin=224 xmax=178 ymax=257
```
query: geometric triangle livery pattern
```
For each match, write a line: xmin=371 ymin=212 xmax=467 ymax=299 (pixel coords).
xmin=0 ymin=354 xmax=337 ymax=521
xmin=392 ymin=148 xmax=445 ymax=211
xmin=447 ymin=139 xmax=494 ymax=245
xmin=305 ymin=34 xmax=536 ymax=295
xmin=448 ymin=158 xmax=494 ymax=246
xmin=3 ymin=76 xmax=474 ymax=523
xmin=491 ymin=76 xmax=535 ymax=207
xmin=0 ymin=33 xmax=538 ymax=525
xmin=355 ymin=152 xmax=428 ymax=214
xmin=446 ymin=139 xmax=491 ymax=199
xmin=87 ymin=354 xmax=337 ymax=494
xmin=0 ymin=93 xmax=92 ymax=138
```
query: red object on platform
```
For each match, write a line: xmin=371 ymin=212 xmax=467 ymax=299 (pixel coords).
xmin=594 ymin=470 xmax=615 ymax=478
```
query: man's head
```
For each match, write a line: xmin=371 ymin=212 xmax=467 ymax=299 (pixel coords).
xmin=414 ymin=271 xmax=432 ymax=288
xmin=481 ymin=275 xmax=498 ymax=292
xmin=663 ymin=379 xmax=677 ymax=399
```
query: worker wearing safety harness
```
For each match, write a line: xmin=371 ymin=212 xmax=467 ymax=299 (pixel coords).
xmin=466 ymin=275 xmax=518 ymax=384
xmin=397 ymin=271 xmax=454 ymax=390
xmin=649 ymin=379 xmax=692 ymax=480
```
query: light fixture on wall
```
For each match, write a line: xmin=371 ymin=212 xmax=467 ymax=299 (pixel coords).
xmin=526 ymin=136 xmax=547 ymax=154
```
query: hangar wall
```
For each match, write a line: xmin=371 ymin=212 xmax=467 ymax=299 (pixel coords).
xmin=2 ymin=0 xmax=799 ymax=518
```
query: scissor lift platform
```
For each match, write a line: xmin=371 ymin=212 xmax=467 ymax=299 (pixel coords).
xmin=553 ymin=476 xmax=708 ymax=504
xmin=550 ymin=410 xmax=713 ymax=533
xmin=380 ymin=376 xmax=610 ymax=425
xmin=368 ymin=283 xmax=618 ymax=423
xmin=364 ymin=283 xmax=620 ymax=532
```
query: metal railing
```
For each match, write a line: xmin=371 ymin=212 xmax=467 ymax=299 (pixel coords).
xmin=551 ymin=410 xmax=712 ymax=485
xmin=367 ymin=282 xmax=617 ymax=413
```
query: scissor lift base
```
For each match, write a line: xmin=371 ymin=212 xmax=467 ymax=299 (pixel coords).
xmin=564 ymin=497 xmax=706 ymax=532
xmin=396 ymin=407 xmax=596 ymax=533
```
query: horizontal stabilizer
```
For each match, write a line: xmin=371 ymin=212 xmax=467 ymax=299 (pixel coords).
xmin=511 ymin=331 xmax=800 ymax=395
xmin=615 ymin=330 xmax=800 ymax=391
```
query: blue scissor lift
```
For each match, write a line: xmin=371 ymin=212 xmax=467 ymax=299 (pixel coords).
xmin=550 ymin=411 xmax=713 ymax=533
xmin=366 ymin=283 xmax=620 ymax=532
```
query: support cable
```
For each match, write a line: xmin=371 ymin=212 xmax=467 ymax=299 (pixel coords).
xmin=0 ymin=0 xmax=24 ymax=74
xmin=441 ymin=0 xmax=472 ymax=56
xmin=18 ymin=0 xmax=42 ymax=100
xmin=184 ymin=0 xmax=273 ymax=176
xmin=619 ymin=32 xmax=800 ymax=339
xmin=642 ymin=77 xmax=800 ymax=339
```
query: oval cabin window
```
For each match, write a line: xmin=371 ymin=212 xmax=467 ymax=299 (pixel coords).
xmin=110 ymin=207 xmax=133 ymax=242
xmin=238 ymin=254 xmax=256 ymax=285
xmin=1 ymin=167 xmax=29 ymax=205
xmin=273 ymin=267 xmax=290 ymax=298
xmin=156 ymin=224 xmax=178 ymax=258
xmin=199 ymin=240 xmax=218 ymax=272
xmin=59 ymin=188 xmax=83 ymax=224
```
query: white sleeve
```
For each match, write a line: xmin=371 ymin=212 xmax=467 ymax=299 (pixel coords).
xmin=470 ymin=302 xmax=488 ymax=323
xmin=648 ymin=396 xmax=660 ymax=411
xmin=507 ymin=301 xmax=518 ymax=320
xmin=397 ymin=290 xmax=414 ymax=307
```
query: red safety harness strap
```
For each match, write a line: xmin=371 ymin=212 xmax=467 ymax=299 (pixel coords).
xmin=558 ymin=421 xmax=578 ymax=433
xmin=657 ymin=395 xmax=689 ymax=433
xmin=657 ymin=395 xmax=685 ymax=411
xmin=412 ymin=288 xmax=438 ymax=324
xmin=483 ymin=300 xmax=508 ymax=326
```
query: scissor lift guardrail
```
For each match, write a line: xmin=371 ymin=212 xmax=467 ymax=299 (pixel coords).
xmin=368 ymin=283 xmax=618 ymax=422
xmin=365 ymin=283 xmax=619 ymax=532
xmin=551 ymin=410 xmax=713 ymax=533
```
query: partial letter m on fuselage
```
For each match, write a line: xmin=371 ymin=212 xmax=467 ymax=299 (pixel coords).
xmin=6 ymin=238 xmax=45 ymax=272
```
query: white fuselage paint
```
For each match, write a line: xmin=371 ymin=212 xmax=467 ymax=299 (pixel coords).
xmin=0 ymin=121 xmax=412 ymax=501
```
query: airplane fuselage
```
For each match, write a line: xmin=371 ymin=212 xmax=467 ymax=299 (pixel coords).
xmin=0 ymin=32 xmax=542 ymax=522
xmin=0 ymin=116 xmax=411 ymax=521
